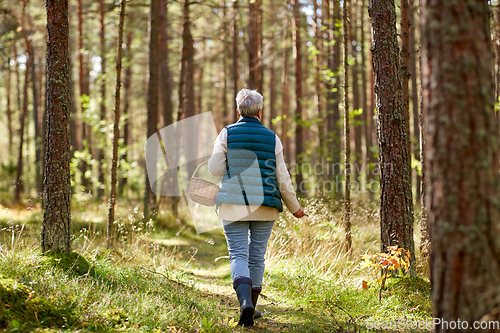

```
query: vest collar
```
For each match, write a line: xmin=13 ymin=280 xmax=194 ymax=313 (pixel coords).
xmin=237 ymin=116 xmax=262 ymax=125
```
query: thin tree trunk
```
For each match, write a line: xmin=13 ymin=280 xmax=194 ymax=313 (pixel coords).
xmin=77 ymin=0 xmax=90 ymax=191
xmin=410 ymin=1 xmax=420 ymax=202
xmin=231 ymin=0 xmax=239 ymax=123
xmin=343 ymin=0 xmax=352 ymax=254
xmin=42 ymin=0 xmax=71 ymax=254
xmin=247 ymin=0 xmax=262 ymax=91
xmin=281 ymin=19 xmax=291 ymax=164
xmin=97 ymin=0 xmax=106 ymax=199
xmin=107 ymin=0 xmax=126 ymax=249
xmin=360 ymin=0 xmax=369 ymax=195
xmin=328 ymin=0 xmax=342 ymax=192
xmin=352 ymin=0 xmax=362 ymax=182
xmin=14 ymin=57 xmax=30 ymax=204
xmin=220 ymin=0 xmax=229 ymax=124
xmin=292 ymin=0 xmax=304 ymax=196
xmin=160 ymin=1 xmax=172 ymax=127
xmin=313 ymin=0 xmax=324 ymax=171
xmin=401 ymin=0 xmax=412 ymax=175
xmin=119 ymin=31 xmax=133 ymax=197
xmin=369 ymin=0 xmax=415 ymax=275
xmin=421 ymin=0 xmax=500 ymax=328
xmin=6 ymin=52 xmax=13 ymax=164
xmin=144 ymin=0 xmax=160 ymax=221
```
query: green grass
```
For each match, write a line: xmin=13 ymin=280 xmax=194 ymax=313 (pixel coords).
xmin=0 ymin=198 xmax=432 ymax=332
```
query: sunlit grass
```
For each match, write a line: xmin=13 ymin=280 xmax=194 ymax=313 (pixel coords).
xmin=0 ymin=198 xmax=431 ymax=332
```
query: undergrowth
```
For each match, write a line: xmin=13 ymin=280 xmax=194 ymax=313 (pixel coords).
xmin=0 ymin=197 xmax=432 ymax=332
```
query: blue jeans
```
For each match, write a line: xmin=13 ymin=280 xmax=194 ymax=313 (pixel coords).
xmin=222 ymin=220 xmax=275 ymax=289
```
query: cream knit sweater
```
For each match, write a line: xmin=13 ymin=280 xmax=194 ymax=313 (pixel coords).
xmin=208 ymin=126 xmax=300 ymax=222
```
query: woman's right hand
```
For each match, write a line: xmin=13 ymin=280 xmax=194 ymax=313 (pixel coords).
xmin=293 ymin=207 xmax=305 ymax=218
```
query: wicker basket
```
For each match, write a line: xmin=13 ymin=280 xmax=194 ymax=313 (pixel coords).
xmin=188 ymin=160 xmax=219 ymax=206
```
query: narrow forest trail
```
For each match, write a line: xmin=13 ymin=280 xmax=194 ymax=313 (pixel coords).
xmin=152 ymin=228 xmax=359 ymax=332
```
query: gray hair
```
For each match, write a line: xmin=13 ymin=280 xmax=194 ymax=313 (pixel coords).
xmin=236 ymin=89 xmax=263 ymax=117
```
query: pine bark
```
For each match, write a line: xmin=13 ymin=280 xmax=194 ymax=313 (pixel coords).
xmin=231 ymin=0 xmax=239 ymax=123
xmin=77 ymin=0 xmax=90 ymax=190
xmin=247 ymin=0 xmax=262 ymax=92
xmin=119 ymin=31 xmax=133 ymax=196
xmin=14 ymin=55 xmax=29 ymax=204
xmin=368 ymin=0 xmax=415 ymax=275
xmin=410 ymin=2 xmax=420 ymax=202
xmin=281 ymin=19 xmax=291 ymax=164
xmin=97 ymin=0 xmax=106 ymax=199
xmin=107 ymin=0 xmax=126 ymax=249
xmin=144 ymin=0 xmax=160 ymax=221
xmin=292 ymin=0 xmax=304 ymax=195
xmin=42 ymin=0 xmax=72 ymax=254
xmin=343 ymin=0 xmax=352 ymax=253
xmin=422 ymin=0 xmax=500 ymax=329
xmin=6 ymin=52 xmax=13 ymax=163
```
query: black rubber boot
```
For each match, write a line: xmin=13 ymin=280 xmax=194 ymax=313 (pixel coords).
xmin=235 ymin=281 xmax=254 ymax=326
xmin=252 ymin=289 xmax=262 ymax=319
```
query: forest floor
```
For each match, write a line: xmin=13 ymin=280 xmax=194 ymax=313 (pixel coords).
xmin=0 ymin=198 xmax=432 ymax=332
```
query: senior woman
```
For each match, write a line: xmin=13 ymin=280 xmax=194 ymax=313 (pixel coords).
xmin=208 ymin=89 xmax=305 ymax=327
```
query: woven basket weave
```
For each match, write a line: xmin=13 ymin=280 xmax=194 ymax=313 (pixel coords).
xmin=188 ymin=160 xmax=219 ymax=206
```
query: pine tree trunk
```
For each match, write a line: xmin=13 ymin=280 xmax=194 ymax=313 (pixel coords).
xmin=369 ymin=0 xmax=415 ymax=275
xmin=144 ymin=0 xmax=160 ymax=221
xmin=313 ymin=0 xmax=324 ymax=173
xmin=351 ymin=0 xmax=362 ymax=183
xmin=231 ymin=0 xmax=239 ymax=123
xmin=107 ymin=0 xmax=126 ymax=249
xmin=281 ymin=20 xmax=291 ymax=164
xmin=410 ymin=1 xmax=420 ymax=202
xmin=77 ymin=0 xmax=90 ymax=191
xmin=220 ymin=0 xmax=229 ymax=124
xmin=97 ymin=0 xmax=106 ymax=199
xmin=360 ymin=0 xmax=369 ymax=195
xmin=328 ymin=0 xmax=342 ymax=191
xmin=6 ymin=52 xmax=13 ymax=164
xmin=343 ymin=0 xmax=352 ymax=253
xmin=400 ymin=0 xmax=411 ymax=178
xmin=42 ymin=0 xmax=71 ymax=254
xmin=421 ymin=0 xmax=500 ymax=328
xmin=119 ymin=31 xmax=133 ymax=197
xmin=247 ymin=0 xmax=262 ymax=91
xmin=292 ymin=0 xmax=304 ymax=196
xmin=14 ymin=56 xmax=29 ymax=205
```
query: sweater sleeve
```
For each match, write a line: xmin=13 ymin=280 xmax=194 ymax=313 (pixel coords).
xmin=207 ymin=128 xmax=227 ymax=177
xmin=275 ymin=135 xmax=301 ymax=214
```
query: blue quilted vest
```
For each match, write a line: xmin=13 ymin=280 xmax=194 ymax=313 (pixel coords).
xmin=215 ymin=117 xmax=284 ymax=212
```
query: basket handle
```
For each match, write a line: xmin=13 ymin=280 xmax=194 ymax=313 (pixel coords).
xmin=191 ymin=160 xmax=209 ymax=179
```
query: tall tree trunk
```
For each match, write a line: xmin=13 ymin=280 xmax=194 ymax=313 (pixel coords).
xmin=97 ymin=0 xmax=106 ymax=199
xmin=220 ymin=0 xmax=229 ymax=124
xmin=160 ymin=1 xmax=172 ymax=127
xmin=328 ymin=0 xmax=342 ymax=192
xmin=292 ymin=0 xmax=304 ymax=196
xmin=281 ymin=19 xmax=291 ymax=164
xmin=32 ymin=51 xmax=42 ymax=194
xmin=6 ymin=52 xmax=13 ymax=164
xmin=421 ymin=0 xmax=500 ymax=329
xmin=360 ymin=0 xmax=369 ymax=195
xmin=119 ymin=31 xmax=133 ymax=197
xmin=400 ymin=0 xmax=412 ymax=182
xmin=107 ymin=0 xmax=126 ymax=249
xmin=144 ymin=0 xmax=160 ymax=221
xmin=78 ymin=0 xmax=90 ymax=190
xmin=369 ymin=0 xmax=415 ymax=275
xmin=410 ymin=1 xmax=420 ymax=202
xmin=351 ymin=0 xmax=362 ymax=182
xmin=313 ymin=0 xmax=324 ymax=171
xmin=42 ymin=0 xmax=71 ymax=254
xmin=14 ymin=56 xmax=30 ymax=204
xmin=247 ymin=0 xmax=262 ymax=92
xmin=343 ymin=0 xmax=352 ymax=253
xmin=231 ymin=0 xmax=239 ymax=123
